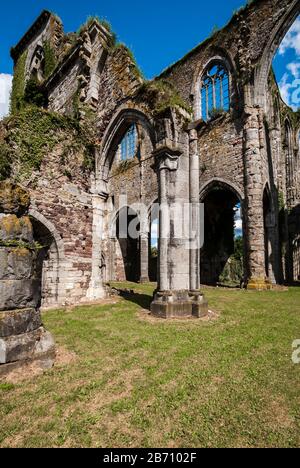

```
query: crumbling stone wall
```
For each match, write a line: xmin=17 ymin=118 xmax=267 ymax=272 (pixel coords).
xmin=0 ymin=181 xmax=55 ymax=375
xmin=2 ymin=0 xmax=300 ymax=311
xmin=0 ymin=108 xmax=95 ymax=307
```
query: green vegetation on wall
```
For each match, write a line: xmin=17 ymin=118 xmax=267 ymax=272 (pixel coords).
xmin=23 ymin=78 xmax=48 ymax=108
xmin=138 ymin=79 xmax=192 ymax=115
xmin=78 ymin=16 xmax=117 ymax=47
xmin=0 ymin=106 xmax=95 ymax=181
xmin=10 ymin=52 xmax=28 ymax=115
xmin=43 ymin=41 xmax=57 ymax=79
xmin=113 ymin=43 xmax=144 ymax=80
xmin=0 ymin=144 xmax=13 ymax=180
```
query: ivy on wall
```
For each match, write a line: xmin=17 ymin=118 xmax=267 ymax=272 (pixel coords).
xmin=10 ymin=51 xmax=28 ymax=115
xmin=137 ymin=79 xmax=192 ymax=115
xmin=43 ymin=40 xmax=57 ymax=79
xmin=0 ymin=106 xmax=95 ymax=181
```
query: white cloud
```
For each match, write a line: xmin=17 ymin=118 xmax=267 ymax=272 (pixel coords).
xmin=0 ymin=74 xmax=13 ymax=120
xmin=234 ymin=207 xmax=243 ymax=233
xmin=279 ymin=17 xmax=300 ymax=56
xmin=279 ymin=72 xmax=300 ymax=111
xmin=276 ymin=17 xmax=300 ymax=110
xmin=287 ymin=61 xmax=300 ymax=79
xmin=151 ymin=219 xmax=158 ymax=248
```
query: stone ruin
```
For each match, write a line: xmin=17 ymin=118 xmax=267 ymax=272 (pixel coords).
xmin=0 ymin=0 xmax=299 ymax=331
xmin=0 ymin=181 xmax=55 ymax=376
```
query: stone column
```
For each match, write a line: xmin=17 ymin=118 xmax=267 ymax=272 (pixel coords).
xmin=0 ymin=181 xmax=55 ymax=376
xmin=243 ymin=104 xmax=271 ymax=290
xmin=87 ymin=183 xmax=109 ymax=300
xmin=140 ymin=230 xmax=149 ymax=283
xmin=189 ymin=129 xmax=200 ymax=291
xmin=157 ymin=157 xmax=169 ymax=292
xmin=150 ymin=145 xmax=208 ymax=319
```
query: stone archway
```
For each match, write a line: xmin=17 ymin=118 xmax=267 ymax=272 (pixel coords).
xmin=200 ymin=180 xmax=245 ymax=286
xmin=29 ymin=209 xmax=65 ymax=308
xmin=254 ymin=1 xmax=299 ymax=108
xmin=89 ymin=107 xmax=157 ymax=293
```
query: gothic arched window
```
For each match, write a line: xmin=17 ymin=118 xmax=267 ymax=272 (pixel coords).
xmin=29 ymin=45 xmax=45 ymax=82
xmin=285 ymin=121 xmax=293 ymax=189
xmin=119 ymin=124 xmax=138 ymax=161
xmin=200 ymin=62 xmax=230 ymax=121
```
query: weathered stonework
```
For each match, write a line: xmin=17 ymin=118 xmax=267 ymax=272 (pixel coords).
xmin=0 ymin=182 xmax=55 ymax=375
xmin=0 ymin=0 xmax=299 ymax=318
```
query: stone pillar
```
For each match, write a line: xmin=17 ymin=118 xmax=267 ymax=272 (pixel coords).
xmin=0 ymin=181 xmax=55 ymax=376
xmin=87 ymin=184 xmax=108 ymax=300
xmin=140 ymin=230 xmax=149 ymax=283
xmin=243 ymin=104 xmax=271 ymax=290
xmin=189 ymin=129 xmax=200 ymax=291
xmin=150 ymin=145 xmax=208 ymax=319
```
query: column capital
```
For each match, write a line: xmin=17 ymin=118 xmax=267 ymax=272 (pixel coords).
xmin=91 ymin=179 xmax=109 ymax=200
xmin=152 ymin=145 xmax=182 ymax=172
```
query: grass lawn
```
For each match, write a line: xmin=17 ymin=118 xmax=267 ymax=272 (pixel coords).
xmin=1 ymin=283 xmax=300 ymax=448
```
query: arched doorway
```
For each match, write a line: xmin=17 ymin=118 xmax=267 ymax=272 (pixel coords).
xmin=96 ymin=107 xmax=157 ymax=286
xmin=30 ymin=217 xmax=60 ymax=307
xmin=115 ymin=206 xmax=141 ymax=282
xmin=149 ymin=201 xmax=159 ymax=282
xmin=200 ymin=182 xmax=244 ymax=286
xmin=263 ymin=186 xmax=275 ymax=282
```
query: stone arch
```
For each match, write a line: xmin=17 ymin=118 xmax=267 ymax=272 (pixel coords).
xmin=29 ymin=209 xmax=65 ymax=308
xmin=200 ymin=178 xmax=245 ymax=286
xmin=262 ymin=182 xmax=278 ymax=283
xmin=200 ymin=178 xmax=244 ymax=204
xmin=97 ymin=107 xmax=156 ymax=180
xmin=254 ymin=1 xmax=299 ymax=108
xmin=148 ymin=199 xmax=159 ymax=283
xmin=113 ymin=205 xmax=141 ymax=282
xmin=192 ymin=51 xmax=238 ymax=120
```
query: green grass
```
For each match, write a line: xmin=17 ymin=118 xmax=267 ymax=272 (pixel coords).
xmin=1 ymin=284 xmax=300 ymax=448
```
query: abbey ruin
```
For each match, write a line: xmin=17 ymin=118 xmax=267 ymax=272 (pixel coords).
xmin=0 ymin=0 xmax=300 ymax=370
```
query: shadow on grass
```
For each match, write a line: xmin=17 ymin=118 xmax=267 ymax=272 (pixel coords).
xmin=113 ymin=288 xmax=153 ymax=310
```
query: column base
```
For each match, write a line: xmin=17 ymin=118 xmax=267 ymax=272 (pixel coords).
xmin=0 ymin=326 xmax=56 ymax=375
xmin=139 ymin=277 xmax=150 ymax=284
xmin=151 ymin=290 xmax=208 ymax=319
xmin=247 ymin=278 xmax=273 ymax=291
xmin=86 ymin=284 xmax=107 ymax=301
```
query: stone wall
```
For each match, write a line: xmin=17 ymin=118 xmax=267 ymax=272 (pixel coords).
xmin=3 ymin=0 xmax=300 ymax=312
xmin=0 ymin=182 xmax=55 ymax=375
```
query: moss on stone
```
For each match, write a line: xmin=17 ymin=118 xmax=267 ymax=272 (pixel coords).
xmin=78 ymin=16 xmax=117 ymax=47
xmin=10 ymin=51 xmax=28 ymax=115
xmin=0 ymin=143 xmax=13 ymax=181
xmin=0 ymin=106 xmax=96 ymax=179
xmin=0 ymin=181 xmax=30 ymax=215
xmin=137 ymin=79 xmax=192 ymax=115
xmin=113 ymin=43 xmax=144 ymax=80
xmin=112 ymin=159 xmax=137 ymax=177
xmin=23 ymin=78 xmax=48 ymax=108
xmin=43 ymin=40 xmax=57 ymax=79
xmin=0 ymin=240 xmax=43 ymax=251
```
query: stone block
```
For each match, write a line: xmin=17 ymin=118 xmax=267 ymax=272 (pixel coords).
xmin=0 ymin=215 xmax=33 ymax=243
xmin=247 ymin=278 xmax=272 ymax=291
xmin=0 ymin=327 xmax=55 ymax=365
xmin=0 ymin=247 xmax=34 ymax=280
xmin=0 ymin=308 xmax=42 ymax=338
xmin=0 ymin=279 xmax=41 ymax=310
xmin=0 ymin=181 xmax=30 ymax=215
xmin=151 ymin=290 xmax=209 ymax=319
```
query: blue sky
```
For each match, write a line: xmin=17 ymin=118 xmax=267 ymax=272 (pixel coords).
xmin=0 ymin=1 xmax=299 ymax=117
